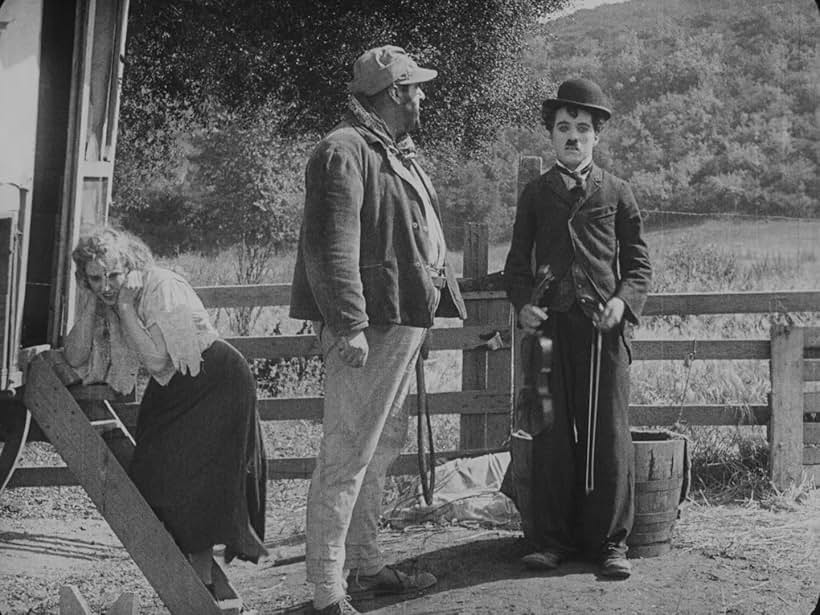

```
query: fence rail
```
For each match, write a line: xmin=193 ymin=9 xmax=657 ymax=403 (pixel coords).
xmin=6 ymin=214 xmax=820 ymax=490
xmin=9 ymin=281 xmax=820 ymax=489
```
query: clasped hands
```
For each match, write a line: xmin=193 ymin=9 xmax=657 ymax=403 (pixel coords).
xmin=519 ymin=296 xmax=625 ymax=334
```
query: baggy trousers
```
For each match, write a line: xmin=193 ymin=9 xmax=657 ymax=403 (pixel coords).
xmin=306 ymin=323 xmax=426 ymax=608
xmin=529 ymin=302 xmax=635 ymax=557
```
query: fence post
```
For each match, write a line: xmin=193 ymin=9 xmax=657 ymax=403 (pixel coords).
xmin=460 ymin=222 xmax=510 ymax=450
xmin=511 ymin=157 xmax=545 ymax=411
xmin=769 ymin=324 xmax=804 ymax=489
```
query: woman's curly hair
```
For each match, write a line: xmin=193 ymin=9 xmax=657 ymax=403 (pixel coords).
xmin=72 ymin=226 xmax=155 ymax=284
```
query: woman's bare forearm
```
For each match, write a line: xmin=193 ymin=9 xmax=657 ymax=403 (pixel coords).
xmin=116 ymin=303 xmax=172 ymax=375
xmin=63 ymin=298 xmax=97 ymax=367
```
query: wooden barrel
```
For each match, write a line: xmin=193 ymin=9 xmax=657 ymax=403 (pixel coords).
xmin=627 ymin=430 xmax=686 ymax=558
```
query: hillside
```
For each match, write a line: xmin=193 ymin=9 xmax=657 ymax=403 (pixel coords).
xmin=521 ymin=0 xmax=819 ymax=218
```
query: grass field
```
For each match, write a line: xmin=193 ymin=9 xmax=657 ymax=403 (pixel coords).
xmin=155 ymin=217 xmax=820 ymax=516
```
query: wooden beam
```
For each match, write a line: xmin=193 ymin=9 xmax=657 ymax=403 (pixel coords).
xmin=266 ymin=448 xmax=507 ymax=480
xmin=629 ymin=404 xmax=770 ymax=426
xmin=60 ymin=585 xmax=92 ymax=615
xmin=803 ymin=360 xmax=820 ymax=382
xmin=769 ymin=325 xmax=805 ymax=489
xmin=226 ymin=324 xmax=512 ymax=360
xmin=803 ymin=446 xmax=820 ymax=465
xmin=643 ymin=291 xmax=820 ymax=316
xmin=631 ymin=339 xmax=770 ymax=361
xmin=802 ymin=327 xmax=820 ymax=349
xmin=803 ymin=464 xmax=820 ymax=486
xmin=460 ymin=223 xmax=511 ymax=449
xmin=225 ymin=333 xmax=771 ymax=362
xmin=257 ymin=390 xmax=511 ymax=421
xmin=196 ymin=284 xmax=292 ymax=308
xmin=108 ymin=592 xmax=138 ymax=615
xmin=23 ymin=355 xmax=223 ymax=615
xmin=804 ymin=423 xmax=820 ymax=445
xmin=190 ymin=283 xmax=820 ymax=317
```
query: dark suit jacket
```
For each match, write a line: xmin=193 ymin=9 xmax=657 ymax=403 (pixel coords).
xmin=504 ymin=164 xmax=651 ymax=324
xmin=290 ymin=115 xmax=467 ymax=337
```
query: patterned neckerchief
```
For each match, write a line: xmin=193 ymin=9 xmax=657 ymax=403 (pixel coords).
xmin=348 ymin=95 xmax=417 ymax=164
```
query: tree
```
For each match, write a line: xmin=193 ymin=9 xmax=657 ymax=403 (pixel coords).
xmin=121 ymin=0 xmax=569 ymax=146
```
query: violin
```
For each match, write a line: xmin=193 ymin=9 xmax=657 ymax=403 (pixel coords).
xmin=515 ymin=266 xmax=555 ymax=437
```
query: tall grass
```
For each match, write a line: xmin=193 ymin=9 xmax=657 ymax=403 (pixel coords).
xmin=168 ymin=218 xmax=820 ymax=509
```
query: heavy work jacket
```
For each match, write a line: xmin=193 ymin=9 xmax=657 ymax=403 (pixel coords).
xmin=504 ymin=164 xmax=651 ymax=324
xmin=290 ymin=116 xmax=467 ymax=337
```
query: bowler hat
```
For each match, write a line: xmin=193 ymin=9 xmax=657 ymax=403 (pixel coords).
xmin=348 ymin=45 xmax=437 ymax=96
xmin=542 ymin=78 xmax=611 ymax=120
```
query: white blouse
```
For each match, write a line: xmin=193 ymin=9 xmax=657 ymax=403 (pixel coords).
xmin=74 ymin=267 xmax=219 ymax=394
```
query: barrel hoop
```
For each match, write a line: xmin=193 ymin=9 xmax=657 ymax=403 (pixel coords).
xmin=633 ymin=509 xmax=679 ymax=523
xmin=635 ymin=477 xmax=684 ymax=493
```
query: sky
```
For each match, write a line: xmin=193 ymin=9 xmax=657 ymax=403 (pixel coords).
xmin=543 ymin=0 xmax=632 ymax=21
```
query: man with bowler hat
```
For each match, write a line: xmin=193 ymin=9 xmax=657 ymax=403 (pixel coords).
xmin=503 ymin=78 xmax=652 ymax=578
xmin=290 ymin=46 xmax=466 ymax=614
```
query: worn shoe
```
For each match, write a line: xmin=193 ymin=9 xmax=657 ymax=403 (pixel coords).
xmin=521 ymin=550 xmax=564 ymax=570
xmin=599 ymin=552 xmax=632 ymax=579
xmin=347 ymin=565 xmax=437 ymax=598
xmin=312 ymin=596 xmax=360 ymax=615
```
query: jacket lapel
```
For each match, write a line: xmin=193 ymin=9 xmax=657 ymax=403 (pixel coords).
xmin=569 ymin=163 xmax=604 ymax=217
xmin=411 ymin=162 xmax=442 ymax=217
xmin=543 ymin=166 xmax=575 ymax=208
xmin=357 ymin=127 xmax=433 ymax=209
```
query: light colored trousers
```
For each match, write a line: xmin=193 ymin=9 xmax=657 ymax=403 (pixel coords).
xmin=306 ymin=322 xmax=426 ymax=609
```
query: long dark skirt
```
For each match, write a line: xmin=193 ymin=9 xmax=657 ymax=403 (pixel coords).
xmin=129 ymin=339 xmax=268 ymax=563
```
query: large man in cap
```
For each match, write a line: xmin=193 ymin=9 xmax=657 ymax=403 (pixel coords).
xmin=290 ymin=46 xmax=466 ymax=615
xmin=504 ymin=78 xmax=651 ymax=578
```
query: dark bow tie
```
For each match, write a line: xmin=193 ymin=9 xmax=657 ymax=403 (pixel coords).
xmin=557 ymin=162 xmax=592 ymax=188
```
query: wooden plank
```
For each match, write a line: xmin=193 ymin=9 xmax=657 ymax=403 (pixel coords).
xmin=8 ymin=466 xmax=76 ymax=488
xmin=463 ymin=290 xmax=507 ymax=301
xmin=228 ymin=336 xmax=771 ymax=362
xmin=267 ymin=448 xmax=505 ymax=480
xmin=194 ymin=283 xmax=508 ymax=309
xmin=196 ymin=284 xmax=292 ymax=309
xmin=768 ymin=325 xmax=805 ymax=489
xmin=460 ymin=223 xmax=510 ymax=449
xmin=69 ymin=383 xmax=135 ymax=402
xmin=631 ymin=339 xmax=770 ymax=361
xmin=79 ymin=160 xmax=113 ymax=178
xmin=644 ymin=291 xmax=820 ymax=316
xmin=59 ymin=585 xmax=92 ymax=615
xmin=804 ymin=447 xmax=820 ymax=465
xmin=805 ymin=391 xmax=820 ymax=413
xmin=191 ymin=284 xmax=820 ymax=316
xmin=226 ymin=324 xmax=512 ymax=359
xmin=108 ymin=592 xmax=138 ymax=615
xmin=630 ymin=404 xmax=770 ymax=426
xmin=803 ymin=327 xmax=820 ymax=349
xmin=254 ymin=398 xmax=772 ymax=424
xmin=257 ymin=390 xmax=511 ymax=421
xmin=23 ymin=356 xmax=223 ymax=615
xmin=802 ymin=464 xmax=820 ymax=486
xmin=804 ymin=423 xmax=820 ymax=445
xmin=804 ymin=360 xmax=820 ymax=382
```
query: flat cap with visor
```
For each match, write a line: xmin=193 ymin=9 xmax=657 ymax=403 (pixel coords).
xmin=348 ymin=45 xmax=437 ymax=96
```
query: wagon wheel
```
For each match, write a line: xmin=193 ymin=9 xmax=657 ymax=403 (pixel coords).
xmin=0 ymin=404 xmax=31 ymax=497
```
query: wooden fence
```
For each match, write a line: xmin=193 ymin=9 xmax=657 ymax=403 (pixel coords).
xmin=7 ymin=222 xmax=820 ymax=491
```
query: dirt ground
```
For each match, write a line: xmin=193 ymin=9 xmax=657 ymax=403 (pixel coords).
xmin=1 ymin=486 xmax=819 ymax=615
